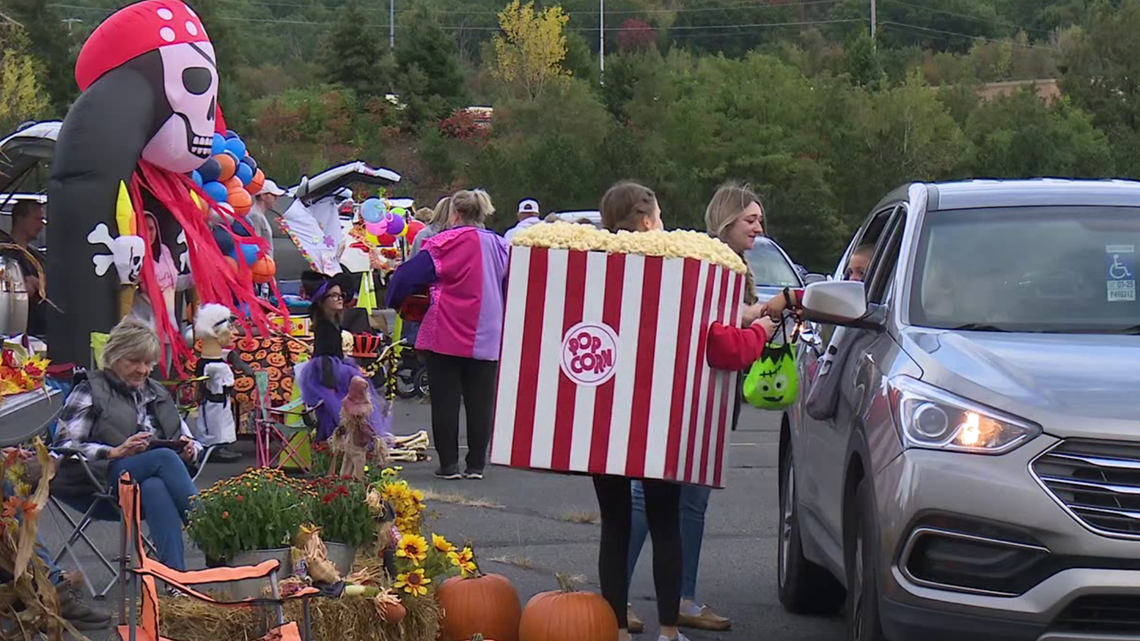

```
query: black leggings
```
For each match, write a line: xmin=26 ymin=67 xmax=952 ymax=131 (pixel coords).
xmin=424 ymin=352 xmax=497 ymax=472
xmin=593 ymin=475 xmax=682 ymax=629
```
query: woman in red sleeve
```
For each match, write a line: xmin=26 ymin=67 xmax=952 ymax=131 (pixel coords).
xmin=624 ymin=183 xmax=776 ymax=634
xmin=593 ymin=181 xmax=775 ymax=641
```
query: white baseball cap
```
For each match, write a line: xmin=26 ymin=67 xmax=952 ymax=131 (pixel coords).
xmin=262 ymin=179 xmax=287 ymax=197
xmin=519 ymin=199 xmax=539 ymax=214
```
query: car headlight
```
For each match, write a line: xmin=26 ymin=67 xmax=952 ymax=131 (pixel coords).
xmin=890 ymin=376 xmax=1040 ymax=455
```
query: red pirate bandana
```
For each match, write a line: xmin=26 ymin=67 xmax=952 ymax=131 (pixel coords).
xmin=75 ymin=0 xmax=210 ymax=91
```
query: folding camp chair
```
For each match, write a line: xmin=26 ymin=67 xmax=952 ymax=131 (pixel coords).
xmin=251 ymin=370 xmax=321 ymax=471
xmin=46 ymin=371 xmax=219 ymax=598
xmin=117 ymin=473 xmax=318 ymax=641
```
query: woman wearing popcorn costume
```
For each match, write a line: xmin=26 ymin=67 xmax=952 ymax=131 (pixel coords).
xmin=574 ymin=181 xmax=776 ymax=641
xmin=625 ymin=182 xmax=771 ymax=633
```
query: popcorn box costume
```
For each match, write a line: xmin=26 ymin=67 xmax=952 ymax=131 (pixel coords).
xmin=491 ymin=225 xmax=747 ymax=488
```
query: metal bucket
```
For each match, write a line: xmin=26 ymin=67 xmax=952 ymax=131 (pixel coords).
xmin=0 ymin=258 xmax=28 ymax=336
xmin=203 ymin=548 xmax=292 ymax=600
xmin=324 ymin=542 xmax=357 ymax=578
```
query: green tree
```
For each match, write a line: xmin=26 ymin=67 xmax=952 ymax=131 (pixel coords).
xmin=0 ymin=24 xmax=50 ymax=134
xmin=320 ymin=2 xmax=388 ymax=100
xmin=842 ymin=31 xmax=885 ymax=88
xmin=1059 ymin=0 xmax=1140 ymax=176
xmin=6 ymin=0 xmax=74 ymax=116
xmin=394 ymin=7 xmax=466 ymax=125
xmin=965 ymin=90 xmax=1114 ymax=178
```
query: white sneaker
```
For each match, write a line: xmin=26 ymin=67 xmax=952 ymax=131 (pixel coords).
xmin=659 ymin=634 xmax=690 ymax=641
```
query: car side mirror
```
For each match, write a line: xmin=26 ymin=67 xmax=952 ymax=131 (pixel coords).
xmin=803 ymin=273 xmax=829 ymax=285
xmin=801 ymin=281 xmax=881 ymax=329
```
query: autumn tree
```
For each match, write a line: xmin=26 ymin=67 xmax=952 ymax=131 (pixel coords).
xmin=617 ymin=18 xmax=656 ymax=52
xmin=492 ymin=0 xmax=569 ymax=99
xmin=0 ymin=24 xmax=50 ymax=134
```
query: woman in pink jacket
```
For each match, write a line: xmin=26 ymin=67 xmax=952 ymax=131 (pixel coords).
xmin=387 ymin=189 xmax=509 ymax=480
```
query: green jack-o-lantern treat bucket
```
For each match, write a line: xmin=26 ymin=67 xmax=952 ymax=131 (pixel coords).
xmin=743 ymin=341 xmax=799 ymax=410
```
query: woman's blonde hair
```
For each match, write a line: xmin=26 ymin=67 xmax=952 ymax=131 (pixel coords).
xmin=600 ymin=181 xmax=657 ymax=232
xmin=103 ymin=316 xmax=160 ymax=368
xmin=706 ymin=182 xmax=763 ymax=305
xmin=705 ymin=182 xmax=763 ymax=242
xmin=414 ymin=207 xmax=434 ymax=223
xmin=450 ymin=189 xmax=495 ymax=226
xmin=430 ymin=197 xmax=452 ymax=228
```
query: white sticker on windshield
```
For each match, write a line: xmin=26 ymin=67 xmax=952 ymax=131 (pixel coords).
xmin=1106 ymin=245 xmax=1136 ymax=302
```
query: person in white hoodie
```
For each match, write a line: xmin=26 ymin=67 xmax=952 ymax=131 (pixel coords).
xmin=503 ymin=198 xmax=541 ymax=243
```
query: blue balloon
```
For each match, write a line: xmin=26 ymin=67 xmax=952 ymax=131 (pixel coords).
xmin=203 ymin=181 xmax=228 ymax=203
xmin=223 ymin=150 xmax=241 ymax=164
xmin=224 ymin=138 xmax=247 ymax=159
xmin=191 ymin=170 xmax=203 ymax=186
xmin=225 ymin=129 xmax=239 ymax=140
xmin=211 ymin=226 xmax=236 ymax=257
xmin=211 ymin=133 xmax=226 ymax=156
xmin=231 ymin=219 xmax=252 ymax=237
xmin=198 ymin=158 xmax=221 ymax=183
xmin=360 ymin=198 xmax=385 ymax=223
xmin=241 ymin=155 xmax=257 ymax=172
xmin=235 ymin=163 xmax=254 ymax=186
xmin=240 ymin=243 xmax=259 ymax=266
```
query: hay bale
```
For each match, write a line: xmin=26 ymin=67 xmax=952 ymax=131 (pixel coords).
xmin=157 ymin=555 xmax=440 ymax=641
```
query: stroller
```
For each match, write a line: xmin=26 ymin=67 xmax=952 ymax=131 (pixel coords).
xmin=351 ymin=330 xmax=427 ymax=400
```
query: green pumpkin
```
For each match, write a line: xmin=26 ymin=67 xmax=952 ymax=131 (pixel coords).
xmin=743 ymin=342 xmax=799 ymax=410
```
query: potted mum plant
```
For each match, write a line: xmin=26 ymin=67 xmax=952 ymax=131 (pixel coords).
xmin=305 ymin=476 xmax=375 ymax=576
xmin=187 ymin=468 xmax=309 ymax=596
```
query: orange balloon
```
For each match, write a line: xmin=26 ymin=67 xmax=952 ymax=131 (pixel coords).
xmin=227 ymin=187 xmax=252 ymax=216
xmin=251 ymin=255 xmax=276 ymax=284
xmin=223 ymin=176 xmax=243 ymax=192
xmin=224 ymin=256 xmax=239 ymax=273
xmin=216 ymin=154 xmax=237 ymax=182
xmin=247 ymin=169 xmax=265 ymax=195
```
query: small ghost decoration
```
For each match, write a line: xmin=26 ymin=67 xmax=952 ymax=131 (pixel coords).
xmin=87 ymin=223 xmax=146 ymax=285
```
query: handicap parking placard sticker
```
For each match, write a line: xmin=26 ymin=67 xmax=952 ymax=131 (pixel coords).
xmin=1106 ymin=245 xmax=1136 ymax=302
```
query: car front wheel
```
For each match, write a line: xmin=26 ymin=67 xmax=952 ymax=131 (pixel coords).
xmin=778 ymin=446 xmax=845 ymax=614
xmin=845 ymin=479 xmax=886 ymax=641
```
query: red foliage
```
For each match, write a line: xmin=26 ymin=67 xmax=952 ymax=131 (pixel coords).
xmin=617 ymin=18 xmax=656 ymax=52
xmin=438 ymin=109 xmax=489 ymax=146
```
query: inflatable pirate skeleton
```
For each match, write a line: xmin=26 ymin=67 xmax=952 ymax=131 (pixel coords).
xmin=47 ymin=0 xmax=280 ymax=370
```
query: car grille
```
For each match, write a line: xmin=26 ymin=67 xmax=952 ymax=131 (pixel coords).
xmin=1053 ymin=595 xmax=1140 ymax=634
xmin=1033 ymin=440 xmax=1140 ymax=537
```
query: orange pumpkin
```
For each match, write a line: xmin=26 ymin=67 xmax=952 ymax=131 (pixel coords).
xmin=235 ymin=392 xmax=250 ymax=406
xmin=267 ymin=352 xmax=287 ymax=367
xmin=379 ymin=600 xmax=406 ymax=625
xmin=238 ymin=337 xmax=259 ymax=352
xmin=281 ymin=378 xmax=293 ymax=392
xmin=288 ymin=340 xmax=307 ymax=354
xmin=267 ymin=368 xmax=282 ymax=381
xmin=255 ymin=349 xmax=268 ymax=361
xmin=437 ymin=573 xmax=521 ymax=641
xmin=518 ymin=576 xmax=617 ymax=641
xmin=251 ymin=362 xmax=263 ymax=371
xmin=240 ymin=352 xmax=254 ymax=362
xmin=234 ymin=377 xmax=255 ymax=393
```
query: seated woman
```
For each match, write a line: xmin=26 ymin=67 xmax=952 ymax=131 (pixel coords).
xmin=51 ymin=316 xmax=202 ymax=571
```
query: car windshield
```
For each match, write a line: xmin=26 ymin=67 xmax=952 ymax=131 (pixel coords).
xmin=910 ymin=206 xmax=1140 ymax=334
xmin=745 ymin=241 xmax=801 ymax=288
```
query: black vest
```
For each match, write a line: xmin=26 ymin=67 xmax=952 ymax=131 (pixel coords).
xmin=52 ymin=371 xmax=182 ymax=496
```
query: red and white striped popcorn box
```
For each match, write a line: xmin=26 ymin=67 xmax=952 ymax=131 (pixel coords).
xmin=492 ymin=246 xmax=745 ymax=488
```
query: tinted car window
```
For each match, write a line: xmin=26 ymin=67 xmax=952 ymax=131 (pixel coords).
xmin=745 ymin=241 xmax=801 ymax=288
xmin=910 ymin=206 xmax=1140 ymax=333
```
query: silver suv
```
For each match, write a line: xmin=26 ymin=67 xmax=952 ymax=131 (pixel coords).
xmin=778 ymin=180 xmax=1140 ymax=641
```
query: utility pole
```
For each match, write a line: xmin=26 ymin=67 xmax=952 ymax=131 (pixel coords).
xmin=389 ymin=0 xmax=395 ymax=50
xmin=599 ymin=0 xmax=605 ymax=86
xmin=870 ymin=0 xmax=876 ymax=40
xmin=62 ymin=18 xmax=83 ymax=33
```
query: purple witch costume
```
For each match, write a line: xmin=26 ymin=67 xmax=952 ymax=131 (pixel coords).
xmin=297 ymin=272 xmax=391 ymax=442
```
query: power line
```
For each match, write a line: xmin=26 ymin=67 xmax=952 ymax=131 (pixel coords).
xmin=879 ymin=21 xmax=1058 ymax=51
xmin=883 ymin=0 xmax=1054 ymax=37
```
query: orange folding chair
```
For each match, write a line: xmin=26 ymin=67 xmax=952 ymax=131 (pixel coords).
xmin=116 ymin=473 xmax=319 ymax=641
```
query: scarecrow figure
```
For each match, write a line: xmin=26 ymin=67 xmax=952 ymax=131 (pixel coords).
xmin=329 ymin=376 xmax=389 ymax=479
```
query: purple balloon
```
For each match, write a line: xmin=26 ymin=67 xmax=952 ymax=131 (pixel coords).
xmin=386 ymin=214 xmax=405 ymax=236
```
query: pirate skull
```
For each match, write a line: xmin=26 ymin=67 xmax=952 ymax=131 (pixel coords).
xmin=74 ymin=1 xmax=216 ymax=173
xmin=141 ymin=41 xmax=217 ymax=172
xmin=88 ymin=223 xmax=146 ymax=285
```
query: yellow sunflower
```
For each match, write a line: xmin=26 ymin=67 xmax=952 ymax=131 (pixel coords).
xmin=394 ymin=568 xmax=431 ymax=596
xmin=397 ymin=534 xmax=428 ymax=565
xmin=448 ymin=545 xmax=475 ymax=567
xmin=432 ymin=534 xmax=455 ymax=555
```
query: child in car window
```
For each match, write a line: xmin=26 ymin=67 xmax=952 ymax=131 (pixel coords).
xmin=845 ymin=244 xmax=874 ymax=282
